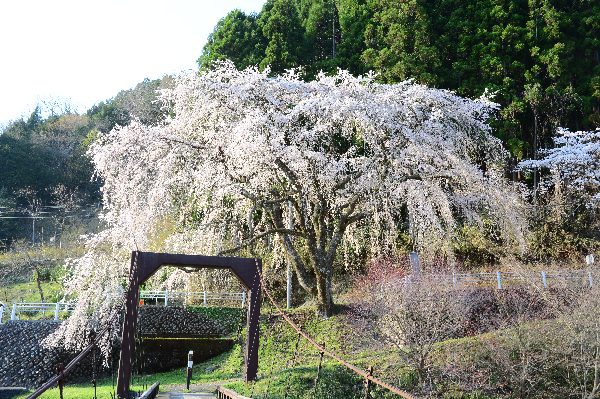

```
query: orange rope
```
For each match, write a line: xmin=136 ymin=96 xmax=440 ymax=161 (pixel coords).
xmin=254 ymin=259 xmax=418 ymax=399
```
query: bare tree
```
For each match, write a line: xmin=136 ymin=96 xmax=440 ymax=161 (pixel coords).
xmin=1 ymin=240 xmax=55 ymax=302
xmin=352 ymin=258 xmax=463 ymax=384
xmin=548 ymin=285 xmax=600 ymax=399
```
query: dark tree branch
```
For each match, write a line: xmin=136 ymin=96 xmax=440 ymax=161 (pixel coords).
xmin=215 ymin=228 xmax=305 ymax=256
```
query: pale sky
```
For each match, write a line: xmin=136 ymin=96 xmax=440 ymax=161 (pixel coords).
xmin=0 ymin=0 xmax=267 ymax=127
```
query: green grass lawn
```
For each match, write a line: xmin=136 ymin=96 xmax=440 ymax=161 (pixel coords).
xmin=1 ymin=280 xmax=67 ymax=322
xmin=1 ymin=280 xmax=63 ymax=305
xmin=12 ymin=345 xmax=244 ymax=399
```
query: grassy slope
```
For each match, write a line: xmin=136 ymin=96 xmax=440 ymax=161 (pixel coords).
xmin=10 ymin=303 xmax=563 ymax=399
xmin=10 ymin=305 xmax=495 ymax=399
xmin=1 ymin=280 xmax=63 ymax=305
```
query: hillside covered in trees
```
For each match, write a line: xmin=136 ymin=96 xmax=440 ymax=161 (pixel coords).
xmin=200 ymin=0 xmax=600 ymax=167
xmin=0 ymin=77 xmax=174 ymax=245
xmin=1 ymin=0 xmax=598 ymax=263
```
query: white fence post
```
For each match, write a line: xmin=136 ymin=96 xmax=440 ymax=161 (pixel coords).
xmin=0 ymin=306 xmax=3 ymax=324
xmin=165 ymin=290 xmax=169 ymax=307
xmin=242 ymin=292 xmax=246 ymax=308
xmin=542 ymin=271 xmax=547 ymax=288
xmin=203 ymin=291 xmax=207 ymax=307
xmin=589 ymin=270 xmax=594 ymax=288
xmin=11 ymin=303 xmax=17 ymax=320
xmin=55 ymin=302 xmax=60 ymax=320
xmin=452 ymin=273 xmax=457 ymax=290
xmin=496 ymin=271 xmax=502 ymax=290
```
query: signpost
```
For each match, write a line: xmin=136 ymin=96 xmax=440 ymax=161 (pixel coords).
xmin=187 ymin=351 xmax=193 ymax=390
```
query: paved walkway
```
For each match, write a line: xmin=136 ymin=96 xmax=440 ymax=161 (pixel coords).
xmin=154 ymin=379 xmax=241 ymax=399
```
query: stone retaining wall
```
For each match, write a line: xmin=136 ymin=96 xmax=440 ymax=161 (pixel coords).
xmin=0 ymin=306 xmax=242 ymax=389
xmin=140 ymin=306 xmax=234 ymax=337
xmin=0 ymin=321 xmax=119 ymax=389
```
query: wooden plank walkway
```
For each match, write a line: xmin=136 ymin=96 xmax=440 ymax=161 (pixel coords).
xmin=156 ymin=393 xmax=216 ymax=399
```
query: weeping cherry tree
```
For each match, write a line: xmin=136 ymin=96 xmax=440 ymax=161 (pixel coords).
xmin=59 ymin=61 xmax=526 ymax=324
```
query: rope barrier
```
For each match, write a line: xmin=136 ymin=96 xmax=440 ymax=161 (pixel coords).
xmin=254 ymin=258 xmax=418 ymax=399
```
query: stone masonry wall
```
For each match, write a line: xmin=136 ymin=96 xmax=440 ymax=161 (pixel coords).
xmin=139 ymin=306 xmax=242 ymax=337
xmin=0 ymin=306 xmax=242 ymax=389
xmin=0 ymin=321 xmax=119 ymax=389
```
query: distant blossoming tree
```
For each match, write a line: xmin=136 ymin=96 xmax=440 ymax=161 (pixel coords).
xmin=519 ymin=128 xmax=600 ymax=208
xmin=57 ymin=61 xmax=525 ymax=326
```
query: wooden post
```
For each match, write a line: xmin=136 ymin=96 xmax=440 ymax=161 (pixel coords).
xmin=364 ymin=365 xmax=373 ymax=399
xmin=313 ymin=342 xmax=325 ymax=395
xmin=56 ymin=363 xmax=64 ymax=399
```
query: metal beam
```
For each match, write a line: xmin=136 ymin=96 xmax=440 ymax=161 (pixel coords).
xmin=116 ymin=251 xmax=261 ymax=399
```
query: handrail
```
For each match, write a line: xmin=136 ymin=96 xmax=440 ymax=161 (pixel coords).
xmin=387 ymin=269 xmax=600 ymax=290
xmin=25 ymin=291 xmax=128 ymax=399
xmin=216 ymin=385 xmax=251 ymax=399
xmin=139 ymin=382 xmax=160 ymax=399
xmin=254 ymin=259 xmax=418 ymax=399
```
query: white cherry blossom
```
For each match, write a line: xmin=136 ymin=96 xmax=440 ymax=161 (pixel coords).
xmin=51 ymin=61 xmax=526 ymax=340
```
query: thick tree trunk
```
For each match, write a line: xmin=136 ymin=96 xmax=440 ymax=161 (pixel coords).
xmin=315 ymin=269 xmax=333 ymax=318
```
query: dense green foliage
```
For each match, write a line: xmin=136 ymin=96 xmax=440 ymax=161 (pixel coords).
xmin=199 ymin=0 xmax=600 ymax=162
xmin=198 ymin=0 xmax=600 ymax=263
xmin=0 ymin=76 xmax=173 ymax=244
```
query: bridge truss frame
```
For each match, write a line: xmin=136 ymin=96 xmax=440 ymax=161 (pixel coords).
xmin=116 ymin=251 xmax=262 ymax=399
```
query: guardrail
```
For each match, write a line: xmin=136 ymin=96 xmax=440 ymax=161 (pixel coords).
xmin=140 ymin=290 xmax=246 ymax=308
xmin=1 ymin=291 xmax=246 ymax=324
xmin=139 ymin=382 xmax=160 ymax=399
xmin=391 ymin=269 xmax=599 ymax=290
xmin=7 ymin=302 xmax=75 ymax=322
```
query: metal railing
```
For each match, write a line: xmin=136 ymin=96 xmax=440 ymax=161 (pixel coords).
xmin=0 ymin=303 xmax=7 ymax=324
xmin=5 ymin=302 xmax=75 ymax=322
xmin=140 ymin=290 xmax=246 ymax=307
xmin=1 ymin=291 xmax=247 ymax=324
xmin=390 ymin=269 xmax=599 ymax=290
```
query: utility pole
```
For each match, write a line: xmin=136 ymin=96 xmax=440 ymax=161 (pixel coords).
xmin=287 ymin=200 xmax=293 ymax=309
xmin=332 ymin=0 xmax=336 ymax=59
